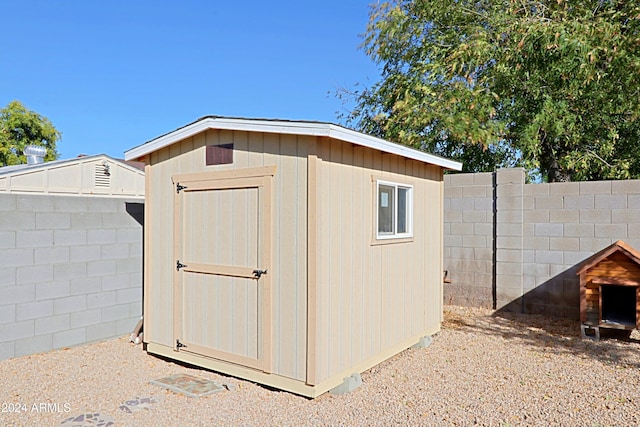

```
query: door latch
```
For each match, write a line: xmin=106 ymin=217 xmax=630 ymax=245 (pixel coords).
xmin=252 ymin=269 xmax=267 ymax=279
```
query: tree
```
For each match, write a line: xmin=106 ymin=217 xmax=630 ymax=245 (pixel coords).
xmin=343 ymin=1 xmax=640 ymax=181
xmin=0 ymin=100 xmax=60 ymax=167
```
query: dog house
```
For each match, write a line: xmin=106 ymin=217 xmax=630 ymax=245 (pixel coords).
xmin=577 ymin=240 xmax=640 ymax=339
xmin=124 ymin=116 xmax=462 ymax=397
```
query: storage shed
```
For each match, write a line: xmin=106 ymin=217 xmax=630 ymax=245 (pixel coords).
xmin=125 ymin=116 xmax=462 ymax=397
xmin=577 ymin=240 xmax=640 ymax=339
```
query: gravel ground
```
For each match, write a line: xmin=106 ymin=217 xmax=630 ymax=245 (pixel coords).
xmin=2 ymin=305 xmax=640 ymax=426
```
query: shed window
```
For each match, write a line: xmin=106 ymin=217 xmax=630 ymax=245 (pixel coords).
xmin=376 ymin=180 xmax=412 ymax=239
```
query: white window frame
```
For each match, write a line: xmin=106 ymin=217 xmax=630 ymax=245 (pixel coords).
xmin=375 ymin=179 xmax=413 ymax=240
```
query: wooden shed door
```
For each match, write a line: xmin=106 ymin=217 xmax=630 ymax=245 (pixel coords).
xmin=172 ymin=167 xmax=274 ymax=372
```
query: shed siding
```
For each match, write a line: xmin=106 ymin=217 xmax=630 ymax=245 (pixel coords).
xmin=144 ymin=129 xmax=308 ymax=381
xmin=312 ymin=137 xmax=443 ymax=383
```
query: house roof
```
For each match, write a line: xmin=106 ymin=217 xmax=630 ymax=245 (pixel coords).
xmin=124 ymin=116 xmax=463 ymax=171
xmin=576 ymin=240 xmax=640 ymax=275
xmin=0 ymin=153 xmax=145 ymax=197
xmin=0 ymin=154 xmax=143 ymax=176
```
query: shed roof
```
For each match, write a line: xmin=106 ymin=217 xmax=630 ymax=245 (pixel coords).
xmin=124 ymin=116 xmax=463 ymax=171
xmin=576 ymin=240 xmax=640 ymax=275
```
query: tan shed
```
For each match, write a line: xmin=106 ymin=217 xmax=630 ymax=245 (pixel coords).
xmin=125 ymin=116 xmax=462 ymax=397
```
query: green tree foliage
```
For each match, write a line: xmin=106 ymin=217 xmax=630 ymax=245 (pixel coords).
xmin=343 ymin=1 xmax=640 ymax=181
xmin=0 ymin=100 xmax=60 ymax=167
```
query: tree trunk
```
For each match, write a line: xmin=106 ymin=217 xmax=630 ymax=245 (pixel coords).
xmin=540 ymin=130 xmax=570 ymax=182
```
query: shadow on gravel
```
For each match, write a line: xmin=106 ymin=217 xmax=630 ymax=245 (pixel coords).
xmin=444 ymin=260 xmax=640 ymax=369
xmin=443 ymin=307 xmax=640 ymax=369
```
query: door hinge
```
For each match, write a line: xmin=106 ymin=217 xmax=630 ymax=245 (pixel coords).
xmin=252 ymin=269 xmax=267 ymax=279
xmin=176 ymin=339 xmax=187 ymax=350
xmin=176 ymin=183 xmax=188 ymax=193
xmin=176 ymin=260 xmax=188 ymax=271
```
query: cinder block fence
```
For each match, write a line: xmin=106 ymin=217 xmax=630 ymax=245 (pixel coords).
xmin=0 ymin=194 xmax=143 ymax=360
xmin=444 ymin=168 xmax=640 ymax=318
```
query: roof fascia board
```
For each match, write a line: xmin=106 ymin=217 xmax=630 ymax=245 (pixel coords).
xmin=125 ymin=117 xmax=462 ymax=171
xmin=124 ymin=118 xmax=326 ymax=160
xmin=325 ymin=124 xmax=462 ymax=171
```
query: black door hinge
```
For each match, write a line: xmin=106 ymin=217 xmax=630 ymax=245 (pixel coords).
xmin=176 ymin=260 xmax=187 ymax=271
xmin=176 ymin=183 xmax=188 ymax=193
xmin=176 ymin=339 xmax=187 ymax=350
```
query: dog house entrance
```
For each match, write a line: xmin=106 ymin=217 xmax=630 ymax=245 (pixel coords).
xmin=601 ymin=285 xmax=637 ymax=327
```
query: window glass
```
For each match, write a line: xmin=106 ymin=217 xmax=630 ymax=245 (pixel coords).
xmin=397 ymin=187 xmax=408 ymax=234
xmin=378 ymin=185 xmax=394 ymax=234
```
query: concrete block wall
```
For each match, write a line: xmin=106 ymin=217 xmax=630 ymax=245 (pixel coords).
xmin=444 ymin=168 xmax=640 ymax=318
xmin=443 ymin=172 xmax=494 ymax=307
xmin=0 ymin=194 xmax=143 ymax=360
xmin=495 ymin=169 xmax=525 ymax=312
xmin=516 ymin=175 xmax=640 ymax=318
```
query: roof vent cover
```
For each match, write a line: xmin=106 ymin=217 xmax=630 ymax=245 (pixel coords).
xmin=24 ymin=145 xmax=47 ymax=165
xmin=95 ymin=162 xmax=111 ymax=188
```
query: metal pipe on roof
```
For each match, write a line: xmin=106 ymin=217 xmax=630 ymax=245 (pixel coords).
xmin=24 ymin=145 xmax=47 ymax=165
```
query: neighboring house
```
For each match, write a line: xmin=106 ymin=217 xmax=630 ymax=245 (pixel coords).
xmin=0 ymin=154 xmax=144 ymax=196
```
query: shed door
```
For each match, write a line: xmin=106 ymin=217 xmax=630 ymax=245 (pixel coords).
xmin=173 ymin=167 xmax=274 ymax=372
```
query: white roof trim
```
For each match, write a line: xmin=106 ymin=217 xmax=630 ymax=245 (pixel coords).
xmin=125 ymin=117 xmax=463 ymax=171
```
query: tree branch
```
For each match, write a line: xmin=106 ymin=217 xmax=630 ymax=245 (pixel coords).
xmin=586 ymin=149 xmax=615 ymax=168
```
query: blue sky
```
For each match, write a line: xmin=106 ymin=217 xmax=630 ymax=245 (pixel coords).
xmin=1 ymin=1 xmax=380 ymax=160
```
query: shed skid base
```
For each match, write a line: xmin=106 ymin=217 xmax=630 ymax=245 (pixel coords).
xmin=146 ymin=342 xmax=319 ymax=397
xmin=145 ymin=328 xmax=438 ymax=398
xmin=330 ymin=373 xmax=362 ymax=395
xmin=411 ymin=335 xmax=434 ymax=349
